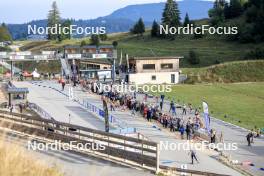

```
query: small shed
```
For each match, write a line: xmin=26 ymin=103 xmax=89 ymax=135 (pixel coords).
xmin=7 ymin=87 xmax=29 ymax=106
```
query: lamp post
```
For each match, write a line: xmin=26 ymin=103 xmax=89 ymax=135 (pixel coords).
xmin=112 ymin=49 xmax=117 ymax=82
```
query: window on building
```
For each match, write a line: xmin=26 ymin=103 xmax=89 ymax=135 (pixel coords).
xmin=87 ymin=64 xmax=100 ymax=70
xmin=151 ymin=75 xmax=156 ymax=80
xmin=161 ymin=63 xmax=173 ymax=69
xmin=143 ymin=64 xmax=155 ymax=70
xmin=103 ymin=67 xmax=108 ymax=69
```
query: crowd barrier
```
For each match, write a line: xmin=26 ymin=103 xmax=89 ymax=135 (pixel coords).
xmin=82 ymin=99 xmax=136 ymax=134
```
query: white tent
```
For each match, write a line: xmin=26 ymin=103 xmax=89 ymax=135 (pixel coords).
xmin=32 ymin=69 xmax=40 ymax=78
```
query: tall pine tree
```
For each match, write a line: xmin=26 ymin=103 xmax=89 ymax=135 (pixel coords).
xmin=229 ymin=0 xmax=243 ymax=18
xmin=0 ymin=23 xmax=12 ymax=42
xmin=137 ymin=18 xmax=145 ymax=36
xmin=131 ymin=18 xmax=145 ymax=36
xmin=183 ymin=13 xmax=190 ymax=27
xmin=60 ymin=19 xmax=72 ymax=41
xmin=162 ymin=0 xmax=181 ymax=26
xmin=209 ymin=0 xmax=226 ymax=25
xmin=151 ymin=20 xmax=159 ymax=37
xmin=47 ymin=1 xmax=61 ymax=40
xmin=162 ymin=0 xmax=181 ymax=38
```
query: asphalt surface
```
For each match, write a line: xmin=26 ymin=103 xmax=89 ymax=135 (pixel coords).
xmin=12 ymin=80 xmax=247 ymax=176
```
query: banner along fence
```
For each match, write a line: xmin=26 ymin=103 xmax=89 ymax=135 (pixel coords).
xmin=81 ymin=99 xmax=136 ymax=134
xmin=0 ymin=109 xmax=159 ymax=172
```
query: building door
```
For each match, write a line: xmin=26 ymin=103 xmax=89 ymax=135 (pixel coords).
xmin=125 ymin=74 xmax=129 ymax=83
xmin=171 ymin=74 xmax=175 ymax=83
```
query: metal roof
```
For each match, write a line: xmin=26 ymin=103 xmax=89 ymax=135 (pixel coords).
xmin=64 ymin=45 xmax=113 ymax=49
xmin=7 ymin=87 xmax=29 ymax=94
xmin=82 ymin=45 xmax=97 ymax=49
xmin=80 ymin=59 xmax=112 ymax=65
xmin=99 ymin=45 xmax=113 ymax=49
xmin=132 ymin=56 xmax=183 ymax=60
xmin=64 ymin=45 xmax=80 ymax=49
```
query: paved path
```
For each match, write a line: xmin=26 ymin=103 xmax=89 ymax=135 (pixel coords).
xmin=21 ymin=81 xmax=244 ymax=176
xmin=138 ymin=93 xmax=264 ymax=176
xmin=12 ymin=81 xmax=153 ymax=176
xmin=14 ymin=81 xmax=114 ymax=131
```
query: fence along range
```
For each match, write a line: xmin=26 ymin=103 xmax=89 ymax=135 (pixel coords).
xmin=0 ymin=110 xmax=234 ymax=176
xmin=0 ymin=109 xmax=159 ymax=172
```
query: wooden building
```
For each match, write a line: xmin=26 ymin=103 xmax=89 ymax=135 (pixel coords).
xmin=125 ymin=56 xmax=183 ymax=85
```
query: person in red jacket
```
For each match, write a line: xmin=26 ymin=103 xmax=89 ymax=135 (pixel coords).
xmin=61 ymin=79 xmax=66 ymax=91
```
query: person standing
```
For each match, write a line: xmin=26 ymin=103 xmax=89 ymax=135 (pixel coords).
xmin=189 ymin=150 xmax=199 ymax=164
xmin=10 ymin=105 xmax=13 ymax=114
xmin=186 ymin=123 xmax=191 ymax=140
xmin=61 ymin=79 xmax=66 ymax=91
xmin=172 ymin=104 xmax=176 ymax=116
xmin=144 ymin=93 xmax=148 ymax=102
xmin=182 ymin=104 xmax=187 ymax=115
xmin=160 ymin=94 xmax=165 ymax=103
xmin=110 ymin=101 xmax=115 ymax=111
xmin=219 ymin=131 xmax=224 ymax=143
xmin=169 ymin=101 xmax=174 ymax=112
xmin=179 ymin=125 xmax=185 ymax=139
xmin=246 ymin=132 xmax=253 ymax=146
xmin=210 ymin=129 xmax=216 ymax=143
xmin=160 ymin=101 xmax=163 ymax=111
xmin=19 ymin=103 xmax=23 ymax=114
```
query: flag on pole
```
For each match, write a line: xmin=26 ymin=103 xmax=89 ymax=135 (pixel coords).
xmin=202 ymin=101 xmax=210 ymax=134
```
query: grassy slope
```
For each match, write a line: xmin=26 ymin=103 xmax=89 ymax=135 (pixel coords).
xmin=19 ymin=31 xmax=264 ymax=68
xmin=157 ymin=82 xmax=264 ymax=130
xmin=0 ymin=140 xmax=62 ymax=176
xmin=107 ymin=32 xmax=264 ymax=67
xmin=182 ymin=60 xmax=264 ymax=83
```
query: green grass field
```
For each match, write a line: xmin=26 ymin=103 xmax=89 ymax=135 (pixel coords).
xmin=156 ymin=82 xmax=264 ymax=130
xmin=182 ymin=60 xmax=264 ymax=83
xmin=109 ymin=33 xmax=264 ymax=67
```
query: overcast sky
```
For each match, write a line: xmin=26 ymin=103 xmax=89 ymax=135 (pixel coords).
xmin=0 ymin=0 xmax=213 ymax=24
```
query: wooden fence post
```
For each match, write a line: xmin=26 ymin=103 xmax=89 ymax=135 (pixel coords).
xmin=156 ymin=143 xmax=160 ymax=174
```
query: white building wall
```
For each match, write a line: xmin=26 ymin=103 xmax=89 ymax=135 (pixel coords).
xmin=129 ymin=72 xmax=179 ymax=85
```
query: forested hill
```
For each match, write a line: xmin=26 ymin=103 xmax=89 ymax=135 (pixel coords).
xmin=7 ymin=0 xmax=213 ymax=40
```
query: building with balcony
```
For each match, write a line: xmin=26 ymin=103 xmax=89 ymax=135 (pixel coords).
xmin=63 ymin=45 xmax=114 ymax=80
xmin=124 ymin=56 xmax=183 ymax=85
xmin=63 ymin=45 xmax=114 ymax=59
xmin=79 ymin=59 xmax=112 ymax=79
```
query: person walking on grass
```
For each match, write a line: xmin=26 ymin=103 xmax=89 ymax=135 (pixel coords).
xmin=171 ymin=104 xmax=176 ymax=116
xmin=182 ymin=104 xmax=187 ymax=115
xmin=189 ymin=150 xmax=199 ymax=164
xmin=169 ymin=101 xmax=174 ymax=112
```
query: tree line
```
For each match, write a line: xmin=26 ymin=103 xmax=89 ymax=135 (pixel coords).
xmin=0 ymin=23 xmax=12 ymax=42
xmin=209 ymin=0 xmax=264 ymax=43
xmin=47 ymin=1 xmax=71 ymax=41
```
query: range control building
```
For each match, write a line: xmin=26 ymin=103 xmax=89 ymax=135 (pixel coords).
xmin=124 ymin=56 xmax=183 ymax=85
